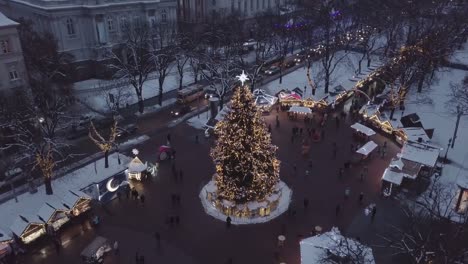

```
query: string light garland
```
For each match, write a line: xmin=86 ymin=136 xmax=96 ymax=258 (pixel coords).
xmin=211 ymin=85 xmax=280 ymax=203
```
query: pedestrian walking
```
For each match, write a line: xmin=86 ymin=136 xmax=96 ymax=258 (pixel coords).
xmin=268 ymin=124 xmax=272 ymax=132
xmin=135 ymin=252 xmax=139 ymax=263
xmin=179 ymin=170 xmax=184 ymax=182
xmin=371 ymin=206 xmax=377 ymax=221
xmin=303 ymin=198 xmax=309 ymax=211
xmin=360 ymin=171 xmax=365 ymax=182
xmin=176 ymin=194 xmax=181 ymax=205
xmin=226 ymin=216 xmax=232 ymax=228
xmin=140 ymin=194 xmax=145 ymax=204
xmin=335 ymin=116 xmax=339 ymax=128
xmin=167 ymin=133 xmax=171 ymax=143
xmin=299 ymin=127 xmax=303 ymax=136
xmin=113 ymin=241 xmax=119 ymax=255
xmin=335 ymin=204 xmax=341 ymax=216
xmin=126 ymin=187 xmax=130 ymax=199
xmin=350 ymin=143 xmax=354 ymax=153
xmin=195 ymin=134 xmax=199 ymax=143
xmin=293 ymin=164 xmax=297 ymax=174
xmin=172 ymin=163 xmax=177 ymax=179
xmin=154 ymin=232 xmax=161 ymax=248
xmin=305 ymin=170 xmax=309 ymax=177
xmin=359 ymin=192 xmax=364 ymax=204
xmin=139 ymin=256 xmax=145 ymax=264
xmin=338 ymin=168 xmax=344 ymax=178
xmin=276 ymin=118 xmax=280 ymax=128
xmin=54 ymin=240 xmax=61 ymax=254
xmin=344 ymin=188 xmax=351 ymax=199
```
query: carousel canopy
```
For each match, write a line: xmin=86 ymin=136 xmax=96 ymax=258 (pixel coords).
xmin=351 ymin=123 xmax=376 ymax=136
xmin=356 ymin=141 xmax=378 ymax=156
xmin=128 ymin=157 xmax=147 ymax=173
xmin=289 ymin=106 xmax=312 ymax=114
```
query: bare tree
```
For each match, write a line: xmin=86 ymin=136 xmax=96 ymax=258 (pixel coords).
xmin=107 ymin=22 xmax=153 ymax=114
xmin=175 ymin=46 xmax=189 ymax=90
xmin=88 ymin=120 xmax=118 ymax=168
xmin=97 ymin=80 xmax=133 ymax=115
xmin=151 ymin=24 xmax=176 ymax=106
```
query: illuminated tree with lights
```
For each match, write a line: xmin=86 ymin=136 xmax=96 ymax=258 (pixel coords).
xmin=88 ymin=120 xmax=118 ymax=168
xmin=211 ymin=82 xmax=280 ymax=203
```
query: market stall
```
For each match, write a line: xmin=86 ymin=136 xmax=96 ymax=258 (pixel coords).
xmin=288 ymin=106 xmax=312 ymax=119
xmin=253 ymin=89 xmax=278 ymax=112
xmin=126 ymin=156 xmax=148 ymax=181
xmin=37 ymin=202 xmax=70 ymax=232
xmin=350 ymin=122 xmax=376 ymax=142
xmin=10 ymin=215 xmax=46 ymax=244
xmin=80 ymin=236 xmax=112 ymax=263
xmin=0 ymin=229 xmax=12 ymax=260
xmin=355 ymin=140 xmax=378 ymax=162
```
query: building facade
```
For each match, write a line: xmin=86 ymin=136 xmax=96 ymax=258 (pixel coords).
xmin=0 ymin=0 xmax=177 ymax=79
xmin=178 ymin=0 xmax=286 ymax=24
xmin=0 ymin=12 xmax=26 ymax=93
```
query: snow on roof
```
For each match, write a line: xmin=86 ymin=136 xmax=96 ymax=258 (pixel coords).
xmin=359 ymin=104 xmax=380 ymax=117
xmin=0 ymin=12 xmax=18 ymax=27
xmin=382 ymin=168 xmax=404 ymax=185
xmin=10 ymin=215 xmax=43 ymax=236
xmin=289 ymin=106 xmax=312 ymax=114
xmin=0 ymin=153 xmax=129 ymax=236
xmin=356 ymin=141 xmax=378 ymax=156
xmin=0 ymin=228 xmax=12 ymax=242
xmin=389 ymin=158 xmax=404 ymax=170
xmin=400 ymin=142 xmax=440 ymax=167
xmin=350 ymin=123 xmax=376 ymax=136
xmin=128 ymin=156 xmax=147 ymax=172
xmin=457 ymin=175 xmax=468 ymax=189
xmin=401 ymin=127 xmax=430 ymax=143
xmin=37 ymin=204 xmax=56 ymax=223
xmin=300 ymin=227 xmax=375 ymax=264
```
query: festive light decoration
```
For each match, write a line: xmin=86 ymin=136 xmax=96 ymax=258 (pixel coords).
xmin=34 ymin=143 xmax=55 ymax=194
xmin=88 ymin=119 xmax=118 ymax=168
xmin=211 ymin=85 xmax=280 ymax=203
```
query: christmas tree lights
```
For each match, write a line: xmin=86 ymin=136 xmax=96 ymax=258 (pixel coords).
xmin=211 ymin=85 xmax=280 ymax=203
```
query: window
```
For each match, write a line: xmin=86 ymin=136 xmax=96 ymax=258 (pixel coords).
xmin=244 ymin=0 xmax=247 ymax=13
xmin=238 ymin=1 xmax=241 ymax=11
xmin=66 ymin=18 xmax=76 ymax=36
xmin=1 ymin=40 xmax=10 ymax=54
xmin=120 ymin=16 xmax=128 ymax=32
xmin=267 ymin=0 xmax=270 ymax=8
xmin=250 ymin=0 xmax=253 ymax=9
xmin=9 ymin=67 xmax=19 ymax=81
xmin=161 ymin=10 xmax=167 ymax=23
xmin=256 ymin=0 xmax=259 ymax=10
xmin=262 ymin=0 xmax=265 ymax=9
xmin=107 ymin=16 xmax=115 ymax=32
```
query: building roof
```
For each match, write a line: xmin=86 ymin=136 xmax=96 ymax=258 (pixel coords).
xmin=0 ymin=12 xmax=19 ymax=28
xmin=356 ymin=141 xmax=378 ymax=156
xmin=401 ymin=127 xmax=431 ymax=142
xmin=300 ymin=227 xmax=375 ymax=264
xmin=400 ymin=142 xmax=440 ymax=167
xmin=351 ymin=123 xmax=376 ymax=136
xmin=382 ymin=168 xmax=404 ymax=185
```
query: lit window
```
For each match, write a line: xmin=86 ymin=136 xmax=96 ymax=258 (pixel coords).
xmin=66 ymin=18 xmax=76 ymax=36
xmin=9 ymin=68 xmax=19 ymax=81
xmin=161 ymin=10 xmax=167 ymax=23
xmin=1 ymin=40 xmax=10 ymax=54
xmin=107 ymin=16 xmax=115 ymax=32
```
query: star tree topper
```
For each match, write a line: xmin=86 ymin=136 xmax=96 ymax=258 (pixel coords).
xmin=236 ymin=70 xmax=249 ymax=86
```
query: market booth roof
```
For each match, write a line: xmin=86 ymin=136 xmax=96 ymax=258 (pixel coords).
xmin=351 ymin=122 xmax=376 ymax=136
xmin=382 ymin=168 xmax=404 ymax=185
xmin=288 ymin=106 xmax=312 ymax=114
xmin=400 ymin=142 xmax=440 ymax=167
xmin=356 ymin=141 xmax=378 ymax=155
xmin=128 ymin=157 xmax=147 ymax=173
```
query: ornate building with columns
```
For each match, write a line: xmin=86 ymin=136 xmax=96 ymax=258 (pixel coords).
xmin=0 ymin=0 xmax=177 ymax=79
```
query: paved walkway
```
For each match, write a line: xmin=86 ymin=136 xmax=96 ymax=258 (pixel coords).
xmin=14 ymin=105 xmax=400 ymax=264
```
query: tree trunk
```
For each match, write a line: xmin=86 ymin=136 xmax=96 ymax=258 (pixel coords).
xmin=357 ymin=60 xmax=362 ymax=75
xmin=137 ymin=94 xmax=144 ymax=113
xmin=219 ymin=95 xmax=224 ymax=110
xmin=158 ymin=77 xmax=164 ymax=106
xmin=178 ymin=73 xmax=184 ymax=90
xmin=367 ymin=58 xmax=371 ymax=68
xmin=279 ymin=66 xmax=283 ymax=84
xmin=325 ymin=74 xmax=330 ymax=94
xmin=44 ymin=176 xmax=53 ymax=195
xmin=417 ymin=74 xmax=424 ymax=93
xmin=104 ymin=150 xmax=109 ymax=168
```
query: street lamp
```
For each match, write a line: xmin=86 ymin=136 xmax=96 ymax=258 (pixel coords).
xmin=444 ymin=138 xmax=452 ymax=163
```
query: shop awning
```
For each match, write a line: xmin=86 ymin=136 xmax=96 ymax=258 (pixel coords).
xmin=382 ymin=168 xmax=404 ymax=185
xmin=356 ymin=141 xmax=378 ymax=156
xmin=288 ymin=106 xmax=312 ymax=114
xmin=350 ymin=123 xmax=376 ymax=136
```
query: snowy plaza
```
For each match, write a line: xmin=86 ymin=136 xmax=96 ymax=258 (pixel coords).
xmin=1 ymin=2 xmax=468 ymax=263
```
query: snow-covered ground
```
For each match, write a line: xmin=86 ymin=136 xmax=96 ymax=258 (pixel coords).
xmin=72 ymin=68 xmax=194 ymax=116
xmin=382 ymin=68 xmax=468 ymax=220
xmin=449 ymin=41 xmax=468 ymax=65
xmin=263 ymin=51 xmax=383 ymax=99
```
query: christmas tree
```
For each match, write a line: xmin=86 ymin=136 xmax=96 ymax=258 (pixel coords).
xmin=211 ymin=84 xmax=280 ymax=204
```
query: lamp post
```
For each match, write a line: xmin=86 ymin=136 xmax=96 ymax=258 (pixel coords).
xmin=444 ymin=138 xmax=452 ymax=163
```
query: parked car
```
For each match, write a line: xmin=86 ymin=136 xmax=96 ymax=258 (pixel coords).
xmin=171 ymin=105 xmax=192 ymax=117
xmin=294 ymin=50 xmax=309 ymax=63
xmin=204 ymin=87 xmax=219 ymax=99
xmin=264 ymin=66 xmax=280 ymax=75
xmin=283 ymin=58 xmax=296 ymax=68
xmin=116 ymin=124 xmax=138 ymax=140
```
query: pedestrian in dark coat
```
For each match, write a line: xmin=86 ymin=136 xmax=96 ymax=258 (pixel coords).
xmin=335 ymin=116 xmax=339 ymax=128
xmin=140 ymin=194 xmax=145 ymax=204
xmin=335 ymin=204 xmax=341 ymax=216
xmin=371 ymin=206 xmax=377 ymax=220
xmin=167 ymin=133 xmax=171 ymax=143
xmin=226 ymin=216 xmax=232 ymax=228
xmin=195 ymin=134 xmax=199 ymax=143
xmin=303 ymin=198 xmax=309 ymax=211
xmin=359 ymin=192 xmax=364 ymax=204
xmin=268 ymin=124 xmax=272 ymax=132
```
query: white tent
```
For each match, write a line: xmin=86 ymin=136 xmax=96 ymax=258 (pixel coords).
xmin=356 ymin=141 xmax=378 ymax=156
xmin=289 ymin=106 xmax=312 ymax=114
xmin=382 ymin=168 xmax=404 ymax=185
xmin=350 ymin=123 xmax=376 ymax=136
xmin=128 ymin=156 xmax=147 ymax=173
